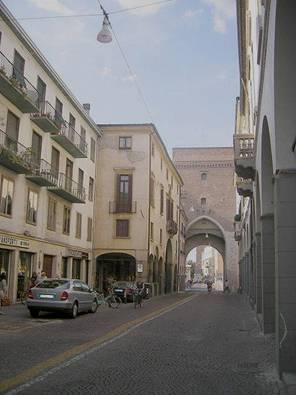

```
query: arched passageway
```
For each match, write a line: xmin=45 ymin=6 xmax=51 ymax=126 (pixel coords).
xmin=185 ymin=216 xmax=230 ymax=289
xmin=95 ymin=253 xmax=136 ymax=292
xmin=165 ymin=239 xmax=173 ymax=294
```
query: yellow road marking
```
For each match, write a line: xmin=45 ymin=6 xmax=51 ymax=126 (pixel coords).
xmin=0 ymin=294 xmax=197 ymax=393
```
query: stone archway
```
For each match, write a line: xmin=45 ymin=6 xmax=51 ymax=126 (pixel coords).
xmin=148 ymin=254 xmax=154 ymax=283
xmin=153 ymin=247 xmax=159 ymax=284
xmin=185 ymin=216 xmax=228 ymax=287
xmin=165 ymin=240 xmax=172 ymax=294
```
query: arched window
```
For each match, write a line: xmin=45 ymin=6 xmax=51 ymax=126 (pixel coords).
xmin=201 ymin=172 xmax=207 ymax=181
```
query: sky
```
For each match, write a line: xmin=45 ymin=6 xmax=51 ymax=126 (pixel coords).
xmin=3 ymin=0 xmax=239 ymax=153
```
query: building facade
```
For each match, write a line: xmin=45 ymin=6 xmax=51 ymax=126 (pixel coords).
xmin=94 ymin=124 xmax=183 ymax=295
xmin=234 ymin=0 xmax=296 ymax=375
xmin=173 ymin=147 xmax=238 ymax=291
xmin=0 ymin=2 xmax=101 ymax=302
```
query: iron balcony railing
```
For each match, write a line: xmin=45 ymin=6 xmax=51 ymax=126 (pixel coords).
xmin=56 ymin=173 xmax=86 ymax=202
xmin=27 ymin=158 xmax=59 ymax=186
xmin=51 ymin=120 xmax=88 ymax=157
xmin=166 ymin=219 xmax=178 ymax=236
xmin=31 ymin=100 xmax=65 ymax=132
xmin=0 ymin=51 xmax=39 ymax=111
xmin=0 ymin=128 xmax=33 ymax=173
xmin=109 ymin=201 xmax=137 ymax=214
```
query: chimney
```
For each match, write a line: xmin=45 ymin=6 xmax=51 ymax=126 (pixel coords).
xmin=83 ymin=103 xmax=90 ymax=115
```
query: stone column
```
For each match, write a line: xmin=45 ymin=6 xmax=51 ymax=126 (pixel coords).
xmin=260 ymin=214 xmax=275 ymax=334
xmin=255 ymin=232 xmax=262 ymax=314
xmin=81 ymin=259 xmax=86 ymax=282
xmin=67 ymin=257 xmax=73 ymax=279
xmin=274 ymin=172 xmax=296 ymax=374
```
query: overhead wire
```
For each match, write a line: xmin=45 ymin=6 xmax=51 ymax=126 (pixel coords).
xmin=98 ymin=0 xmax=156 ymax=123
xmin=16 ymin=0 xmax=175 ymax=21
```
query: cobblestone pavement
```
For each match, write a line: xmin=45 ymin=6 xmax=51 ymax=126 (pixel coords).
xmin=4 ymin=292 xmax=284 ymax=395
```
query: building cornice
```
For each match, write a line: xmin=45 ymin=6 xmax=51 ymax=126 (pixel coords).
xmin=0 ymin=1 xmax=101 ymax=136
xmin=174 ymin=160 xmax=234 ymax=169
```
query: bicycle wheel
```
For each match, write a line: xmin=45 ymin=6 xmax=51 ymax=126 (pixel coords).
xmin=109 ymin=295 xmax=121 ymax=309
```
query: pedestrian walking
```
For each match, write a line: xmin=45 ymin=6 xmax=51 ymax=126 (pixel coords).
xmin=0 ymin=272 xmax=8 ymax=314
xmin=29 ymin=272 xmax=38 ymax=288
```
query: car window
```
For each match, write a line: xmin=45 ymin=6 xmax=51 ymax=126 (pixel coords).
xmin=73 ymin=281 xmax=82 ymax=291
xmin=36 ymin=280 xmax=69 ymax=289
xmin=80 ymin=282 xmax=90 ymax=292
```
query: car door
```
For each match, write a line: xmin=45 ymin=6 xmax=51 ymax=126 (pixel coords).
xmin=72 ymin=281 xmax=85 ymax=311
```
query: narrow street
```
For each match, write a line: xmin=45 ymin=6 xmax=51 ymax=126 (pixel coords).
xmin=0 ymin=292 xmax=282 ymax=395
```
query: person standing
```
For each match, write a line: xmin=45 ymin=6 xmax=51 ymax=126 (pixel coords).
xmin=0 ymin=272 xmax=8 ymax=313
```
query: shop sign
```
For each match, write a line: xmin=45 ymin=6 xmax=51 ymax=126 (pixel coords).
xmin=67 ymin=249 xmax=83 ymax=258
xmin=0 ymin=235 xmax=30 ymax=249
xmin=137 ymin=263 xmax=143 ymax=273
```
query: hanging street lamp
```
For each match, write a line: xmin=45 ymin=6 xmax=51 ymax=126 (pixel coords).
xmin=97 ymin=3 xmax=112 ymax=43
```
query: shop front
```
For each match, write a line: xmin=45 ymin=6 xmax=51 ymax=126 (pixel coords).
xmin=17 ymin=251 xmax=34 ymax=300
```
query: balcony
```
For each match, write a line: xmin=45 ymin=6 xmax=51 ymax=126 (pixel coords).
xmin=166 ymin=219 xmax=178 ymax=236
xmin=48 ymin=173 xmax=86 ymax=203
xmin=233 ymin=134 xmax=255 ymax=180
xmin=30 ymin=101 xmax=64 ymax=134
xmin=26 ymin=159 xmax=58 ymax=187
xmin=234 ymin=218 xmax=242 ymax=242
xmin=109 ymin=201 xmax=137 ymax=214
xmin=51 ymin=122 xmax=87 ymax=158
xmin=0 ymin=129 xmax=33 ymax=174
xmin=0 ymin=51 xmax=39 ymax=113
xmin=236 ymin=178 xmax=253 ymax=198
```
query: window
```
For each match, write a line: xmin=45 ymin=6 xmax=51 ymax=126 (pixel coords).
xmin=55 ymin=97 xmax=63 ymax=119
xmin=116 ymin=219 xmax=129 ymax=237
xmin=166 ymin=168 xmax=169 ymax=180
xmin=201 ymin=172 xmax=207 ymax=181
xmin=63 ymin=206 xmax=71 ymax=235
xmin=166 ymin=198 xmax=173 ymax=221
xmin=160 ymin=188 xmax=164 ymax=215
xmin=31 ymin=131 xmax=42 ymax=164
xmin=6 ymin=110 xmax=19 ymax=146
xmin=87 ymin=217 xmax=92 ymax=241
xmin=90 ymin=138 xmax=96 ymax=162
xmin=150 ymin=177 xmax=155 ymax=207
xmin=201 ymin=197 xmax=206 ymax=207
xmin=76 ymin=212 xmax=82 ymax=239
xmin=119 ymin=136 xmax=132 ymax=150
xmin=150 ymin=222 xmax=154 ymax=241
xmin=37 ymin=77 xmax=46 ymax=108
xmin=26 ymin=190 xmax=38 ymax=225
xmin=47 ymin=198 xmax=56 ymax=231
xmin=78 ymin=168 xmax=84 ymax=194
xmin=116 ymin=174 xmax=132 ymax=212
xmin=51 ymin=147 xmax=60 ymax=179
xmin=62 ymin=258 xmax=68 ymax=278
xmin=72 ymin=262 xmax=81 ymax=280
xmin=88 ymin=177 xmax=94 ymax=201
xmin=69 ymin=114 xmax=76 ymax=141
xmin=160 ymin=228 xmax=163 ymax=245
xmin=80 ymin=127 xmax=86 ymax=152
xmin=0 ymin=177 xmax=14 ymax=216
xmin=13 ymin=50 xmax=25 ymax=86
xmin=151 ymin=142 xmax=155 ymax=156
xmin=160 ymin=158 xmax=163 ymax=171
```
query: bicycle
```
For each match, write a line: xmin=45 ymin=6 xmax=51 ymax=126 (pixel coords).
xmin=95 ymin=290 xmax=122 ymax=309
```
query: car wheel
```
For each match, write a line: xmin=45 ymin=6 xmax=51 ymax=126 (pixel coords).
xmin=29 ymin=308 xmax=39 ymax=318
xmin=70 ymin=302 xmax=78 ymax=319
xmin=89 ymin=300 xmax=98 ymax=313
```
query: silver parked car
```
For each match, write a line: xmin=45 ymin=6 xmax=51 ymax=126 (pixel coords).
xmin=27 ymin=278 xmax=98 ymax=318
